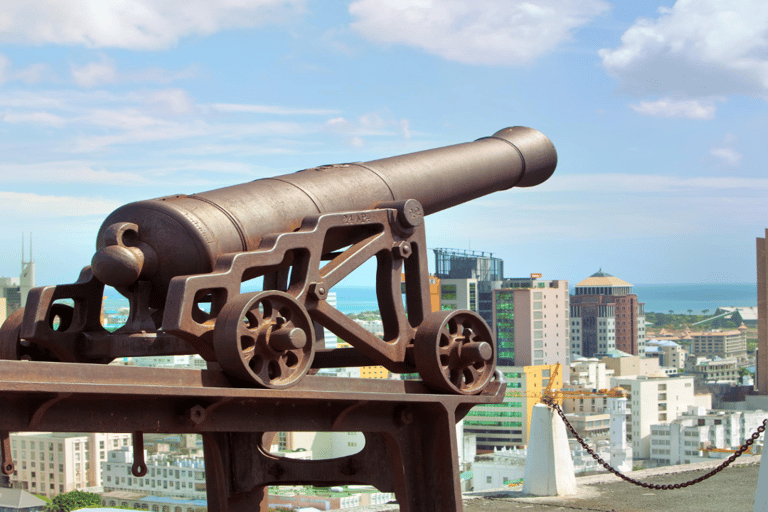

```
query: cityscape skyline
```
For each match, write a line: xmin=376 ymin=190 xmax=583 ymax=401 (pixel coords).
xmin=1 ymin=1 xmax=767 ymax=289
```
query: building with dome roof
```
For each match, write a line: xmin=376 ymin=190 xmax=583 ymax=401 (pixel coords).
xmin=570 ymin=270 xmax=646 ymax=358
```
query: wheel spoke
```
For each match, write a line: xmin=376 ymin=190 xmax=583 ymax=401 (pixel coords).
xmin=240 ymin=341 xmax=256 ymax=363
xmin=214 ymin=291 xmax=314 ymax=389
xmin=414 ymin=310 xmax=495 ymax=395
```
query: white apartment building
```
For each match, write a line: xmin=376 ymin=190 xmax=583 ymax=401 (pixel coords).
xmin=611 ymin=375 xmax=712 ymax=459
xmin=472 ymin=448 xmax=526 ymax=491
xmin=687 ymin=356 xmax=740 ymax=384
xmin=644 ymin=339 xmax=685 ymax=374
xmin=689 ymin=328 xmax=748 ymax=361
xmin=649 ymin=407 xmax=766 ymax=466
xmin=103 ymin=448 xmax=206 ymax=500
xmin=569 ymin=358 xmax=614 ymax=389
xmin=10 ymin=432 xmax=132 ymax=497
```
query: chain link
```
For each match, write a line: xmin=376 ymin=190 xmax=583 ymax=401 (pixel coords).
xmin=543 ymin=397 xmax=767 ymax=490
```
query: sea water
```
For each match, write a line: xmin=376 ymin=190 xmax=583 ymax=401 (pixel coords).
xmin=102 ymin=283 xmax=758 ymax=317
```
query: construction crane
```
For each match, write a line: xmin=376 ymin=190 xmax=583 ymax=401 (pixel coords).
xmin=505 ymin=363 xmax=628 ymax=404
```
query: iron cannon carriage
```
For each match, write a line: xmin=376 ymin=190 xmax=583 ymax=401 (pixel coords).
xmin=0 ymin=126 xmax=557 ymax=394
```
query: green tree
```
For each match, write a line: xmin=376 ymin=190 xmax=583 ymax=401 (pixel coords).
xmin=687 ymin=309 xmax=693 ymax=315
xmin=46 ymin=491 xmax=101 ymax=512
xmin=702 ymin=309 xmax=709 ymax=315
xmin=669 ymin=310 xmax=674 ymax=315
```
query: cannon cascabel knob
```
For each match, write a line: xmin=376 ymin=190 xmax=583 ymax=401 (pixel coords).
xmin=92 ymin=244 xmax=145 ymax=287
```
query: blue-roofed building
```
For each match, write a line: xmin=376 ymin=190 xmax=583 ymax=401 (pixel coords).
xmin=645 ymin=338 xmax=685 ymax=375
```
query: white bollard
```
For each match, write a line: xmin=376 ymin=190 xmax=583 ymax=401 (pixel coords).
xmin=522 ymin=403 xmax=577 ymax=496
xmin=756 ymin=452 xmax=768 ymax=512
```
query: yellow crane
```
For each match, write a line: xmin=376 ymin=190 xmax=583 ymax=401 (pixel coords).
xmin=504 ymin=363 xmax=628 ymax=404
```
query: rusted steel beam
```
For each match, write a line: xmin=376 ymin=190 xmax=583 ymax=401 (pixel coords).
xmin=0 ymin=361 xmax=503 ymax=512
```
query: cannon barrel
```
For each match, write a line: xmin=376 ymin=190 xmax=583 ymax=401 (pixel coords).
xmin=91 ymin=126 xmax=557 ymax=306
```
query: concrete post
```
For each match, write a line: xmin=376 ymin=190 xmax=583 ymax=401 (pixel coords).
xmin=523 ymin=403 xmax=577 ymax=496
xmin=755 ymin=452 xmax=768 ymax=512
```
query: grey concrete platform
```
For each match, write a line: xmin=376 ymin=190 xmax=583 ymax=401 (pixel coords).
xmin=352 ymin=456 xmax=762 ymax=511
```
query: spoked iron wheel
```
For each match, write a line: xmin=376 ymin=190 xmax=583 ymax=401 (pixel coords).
xmin=213 ymin=291 xmax=315 ymax=388
xmin=414 ymin=310 xmax=495 ymax=394
xmin=0 ymin=307 xmax=60 ymax=361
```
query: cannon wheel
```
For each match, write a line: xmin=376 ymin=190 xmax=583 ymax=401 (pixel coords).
xmin=213 ymin=291 xmax=315 ymax=389
xmin=414 ymin=310 xmax=495 ymax=395
xmin=0 ymin=307 xmax=61 ymax=361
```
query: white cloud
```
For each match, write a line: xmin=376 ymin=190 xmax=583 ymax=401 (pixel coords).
xmin=0 ymin=53 xmax=54 ymax=85
xmin=629 ymin=97 xmax=718 ymax=119
xmin=349 ymin=0 xmax=609 ymax=65
xmin=71 ymin=56 xmax=196 ymax=87
xmin=71 ymin=57 xmax=118 ymax=87
xmin=709 ymin=147 xmax=742 ymax=166
xmin=599 ymin=0 xmax=768 ymax=97
xmin=400 ymin=118 xmax=411 ymax=140
xmin=0 ymin=1 xmax=305 ymax=50
xmin=0 ymin=162 xmax=150 ymax=184
xmin=145 ymin=89 xmax=196 ymax=115
xmin=81 ymin=108 xmax=169 ymax=130
xmin=2 ymin=111 xmax=66 ymax=127
xmin=0 ymin=191 xmax=121 ymax=218
xmin=0 ymin=54 xmax=9 ymax=84
xmin=211 ymin=103 xmax=340 ymax=115
xmin=536 ymin=173 xmax=768 ymax=193
xmin=709 ymin=134 xmax=742 ymax=166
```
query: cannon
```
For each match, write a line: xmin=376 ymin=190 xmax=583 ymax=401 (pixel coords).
xmin=0 ymin=126 xmax=557 ymax=394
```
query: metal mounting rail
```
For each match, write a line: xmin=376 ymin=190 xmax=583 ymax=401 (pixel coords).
xmin=0 ymin=360 xmax=505 ymax=512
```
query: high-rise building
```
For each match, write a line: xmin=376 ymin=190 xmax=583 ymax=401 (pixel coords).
xmin=463 ymin=364 xmax=561 ymax=450
xmin=570 ymin=270 xmax=646 ymax=358
xmin=9 ymin=432 xmax=132 ymax=496
xmin=1 ymin=235 xmax=35 ymax=319
xmin=433 ymin=248 xmax=503 ymax=327
xmin=758 ymin=229 xmax=768 ymax=394
xmin=491 ymin=277 xmax=569 ymax=367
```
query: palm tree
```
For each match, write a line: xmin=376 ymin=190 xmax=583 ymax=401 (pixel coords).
xmin=687 ymin=309 xmax=693 ymax=315
xmin=702 ymin=309 xmax=709 ymax=315
xmin=669 ymin=310 xmax=674 ymax=315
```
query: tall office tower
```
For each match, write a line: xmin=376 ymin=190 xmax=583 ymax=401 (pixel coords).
xmin=433 ymin=248 xmax=503 ymax=327
xmin=491 ymin=277 xmax=570 ymax=367
xmin=0 ymin=235 xmax=35 ymax=318
xmin=20 ymin=234 xmax=34 ymax=309
xmin=570 ymin=270 xmax=646 ymax=358
xmin=757 ymin=229 xmax=768 ymax=394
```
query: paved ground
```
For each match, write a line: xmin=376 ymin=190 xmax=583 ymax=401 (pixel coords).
xmin=351 ymin=457 xmax=762 ymax=512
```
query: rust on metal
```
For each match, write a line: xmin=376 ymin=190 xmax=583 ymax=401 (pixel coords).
xmin=0 ymin=126 xmax=557 ymax=511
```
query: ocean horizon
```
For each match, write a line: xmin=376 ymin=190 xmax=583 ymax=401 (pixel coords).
xmin=102 ymin=283 xmax=758 ymax=316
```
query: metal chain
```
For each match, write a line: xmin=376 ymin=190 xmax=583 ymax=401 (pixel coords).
xmin=543 ymin=397 xmax=767 ymax=490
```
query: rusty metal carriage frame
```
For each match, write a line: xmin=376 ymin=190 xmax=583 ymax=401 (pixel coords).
xmin=0 ymin=125 xmax=558 ymax=511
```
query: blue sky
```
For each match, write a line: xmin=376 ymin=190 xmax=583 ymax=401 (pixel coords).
xmin=0 ymin=0 xmax=767 ymax=289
